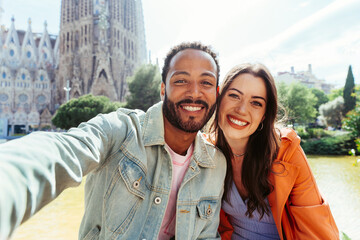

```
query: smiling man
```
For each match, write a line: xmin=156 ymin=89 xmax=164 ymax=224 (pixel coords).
xmin=0 ymin=42 xmax=226 ymax=240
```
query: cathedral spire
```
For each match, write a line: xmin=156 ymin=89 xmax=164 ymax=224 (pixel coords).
xmin=4 ymin=16 xmax=21 ymax=68
xmin=38 ymin=20 xmax=54 ymax=68
xmin=21 ymin=17 xmax=38 ymax=68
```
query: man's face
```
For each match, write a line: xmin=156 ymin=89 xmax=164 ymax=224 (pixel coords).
xmin=161 ymin=49 xmax=217 ymax=133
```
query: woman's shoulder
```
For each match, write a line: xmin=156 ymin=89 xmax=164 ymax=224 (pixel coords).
xmin=276 ymin=127 xmax=302 ymax=163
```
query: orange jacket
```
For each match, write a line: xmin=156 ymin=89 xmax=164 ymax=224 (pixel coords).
xmin=219 ymin=128 xmax=339 ymax=240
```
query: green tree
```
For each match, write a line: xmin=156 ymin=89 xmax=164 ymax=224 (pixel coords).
xmin=343 ymin=65 xmax=356 ymax=116
xmin=343 ymin=104 xmax=360 ymax=137
xmin=311 ymin=88 xmax=329 ymax=116
xmin=277 ymin=82 xmax=317 ymax=126
xmin=318 ymin=96 xmax=344 ymax=128
xmin=126 ymin=64 xmax=161 ymax=111
xmin=52 ymin=94 xmax=125 ymax=130
xmin=328 ymin=87 xmax=343 ymax=101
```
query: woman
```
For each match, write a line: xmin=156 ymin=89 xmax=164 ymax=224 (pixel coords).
xmin=211 ymin=63 xmax=339 ymax=239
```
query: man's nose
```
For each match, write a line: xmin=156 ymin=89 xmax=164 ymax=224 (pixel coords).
xmin=187 ymin=83 xmax=202 ymax=99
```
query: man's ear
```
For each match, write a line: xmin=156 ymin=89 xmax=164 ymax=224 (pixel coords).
xmin=160 ymin=82 xmax=165 ymax=101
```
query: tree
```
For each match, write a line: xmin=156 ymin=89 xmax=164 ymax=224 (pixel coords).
xmin=343 ymin=104 xmax=360 ymax=137
xmin=328 ymin=87 xmax=343 ymax=101
xmin=318 ymin=96 xmax=344 ymax=128
xmin=277 ymin=82 xmax=317 ymax=126
xmin=52 ymin=94 xmax=125 ymax=130
xmin=126 ymin=64 xmax=161 ymax=111
xmin=343 ymin=65 xmax=356 ymax=116
xmin=310 ymin=88 xmax=329 ymax=116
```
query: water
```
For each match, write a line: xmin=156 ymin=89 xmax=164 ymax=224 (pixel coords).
xmin=308 ymin=155 xmax=360 ymax=239
xmin=10 ymin=156 xmax=360 ymax=240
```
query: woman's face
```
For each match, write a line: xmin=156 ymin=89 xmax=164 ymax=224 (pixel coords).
xmin=218 ymin=73 xmax=267 ymax=146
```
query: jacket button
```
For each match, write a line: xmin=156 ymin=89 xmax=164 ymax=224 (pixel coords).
xmin=206 ymin=206 xmax=212 ymax=215
xmin=133 ymin=180 xmax=140 ymax=189
xmin=154 ymin=197 xmax=161 ymax=204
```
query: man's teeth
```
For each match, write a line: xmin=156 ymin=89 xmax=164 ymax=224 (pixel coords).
xmin=183 ymin=106 xmax=202 ymax=111
xmin=229 ymin=117 xmax=247 ymax=126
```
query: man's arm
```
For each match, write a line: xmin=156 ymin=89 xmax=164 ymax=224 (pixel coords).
xmin=0 ymin=111 xmax=124 ymax=239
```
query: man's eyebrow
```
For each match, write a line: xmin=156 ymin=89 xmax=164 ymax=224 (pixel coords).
xmin=200 ymin=72 xmax=216 ymax=78
xmin=170 ymin=71 xmax=216 ymax=79
xmin=171 ymin=71 xmax=190 ymax=77
xmin=228 ymin=88 xmax=266 ymax=102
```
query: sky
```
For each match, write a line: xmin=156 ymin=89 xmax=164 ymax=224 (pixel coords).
xmin=2 ymin=0 xmax=360 ymax=88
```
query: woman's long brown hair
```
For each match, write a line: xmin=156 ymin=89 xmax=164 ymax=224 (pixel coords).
xmin=211 ymin=63 xmax=280 ymax=218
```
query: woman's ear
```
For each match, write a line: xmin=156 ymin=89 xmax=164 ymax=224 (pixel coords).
xmin=160 ymin=82 xmax=165 ymax=101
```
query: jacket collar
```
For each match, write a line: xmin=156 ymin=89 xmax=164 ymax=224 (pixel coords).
xmin=142 ymin=101 xmax=216 ymax=168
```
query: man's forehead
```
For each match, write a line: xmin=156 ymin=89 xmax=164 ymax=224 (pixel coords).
xmin=171 ymin=49 xmax=214 ymax=64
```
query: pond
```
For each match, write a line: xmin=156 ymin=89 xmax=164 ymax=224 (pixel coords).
xmin=11 ymin=156 xmax=360 ymax=239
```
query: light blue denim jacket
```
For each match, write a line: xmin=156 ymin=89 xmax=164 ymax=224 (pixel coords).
xmin=0 ymin=102 xmax=226 ymax=240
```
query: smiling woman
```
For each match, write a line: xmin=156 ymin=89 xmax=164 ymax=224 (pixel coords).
xmin=211 ymin=63 xmax=339 ymax=240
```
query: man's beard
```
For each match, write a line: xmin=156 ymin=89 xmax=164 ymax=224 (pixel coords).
xmin=163 ymin=94 xmax=216 ymax=133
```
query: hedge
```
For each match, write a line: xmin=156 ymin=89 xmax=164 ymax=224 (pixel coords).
xmin=301 ymin=134 xmax=358 ymax=155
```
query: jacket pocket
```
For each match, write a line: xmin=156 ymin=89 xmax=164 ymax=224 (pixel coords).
xmin=196 ymin=198 xmax=218 ymax=220
xmin=103 ymin=157 xmax=146 ymax=235
xmin=83 ymin=225 xmax=101 ymax=240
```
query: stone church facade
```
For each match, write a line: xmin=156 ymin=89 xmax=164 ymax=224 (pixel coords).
xmin=0 ymin=0 xmax=146 ymax=135
xmin=57 ymin=0 xmax=147 ymax=104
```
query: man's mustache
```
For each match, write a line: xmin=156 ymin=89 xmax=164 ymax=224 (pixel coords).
xmin=176 ymin=99 xmax=209 ymax=109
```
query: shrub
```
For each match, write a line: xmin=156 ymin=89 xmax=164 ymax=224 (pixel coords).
xmin=296 ymin=127 xmax=310 ymax=140
xmin=301 ymin=134 xmax=358 ymax=155
xmin=306 ymin=128 xmax=331 ymax=139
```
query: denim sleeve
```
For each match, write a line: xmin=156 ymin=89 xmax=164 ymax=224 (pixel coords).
xmin=0 ymin=112 xmax=125 ymax=240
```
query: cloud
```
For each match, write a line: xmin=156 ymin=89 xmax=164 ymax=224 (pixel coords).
xmin=221 ymin=0 xmax=360 ymax=86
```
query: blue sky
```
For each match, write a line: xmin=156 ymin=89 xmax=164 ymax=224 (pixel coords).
xmin=2 ymin=0 xmax=360 ymax=88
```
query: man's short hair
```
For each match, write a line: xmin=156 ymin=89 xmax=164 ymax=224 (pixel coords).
xmin=161 ymin=42 xmax=220 ymax=85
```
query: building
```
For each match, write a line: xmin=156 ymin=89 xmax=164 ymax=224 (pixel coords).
xmin=0 ymin=18 xmax=57 ymax=135
xmin=276 ymin=64 xmax=334 ymax=94
xmin=57 ymin=0 xmax=147 ymax=104
xmin=0 ymin=0 xmax=147 ymax=135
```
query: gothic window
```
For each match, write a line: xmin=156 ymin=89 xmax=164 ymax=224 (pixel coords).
xmin=18 ymin=94 xmax=28 ymax=103
xmin=27 ymin=40 xmax=31 ymax=45
xmin=44 ymin=41 xmax=47 ymax=47
xmin=0 ymin=94 xmax=8 ymax=102
xmin=27 ymin=51 xmax=31 ymax=58
xmin=11 ymin=37 xmax=14 ymax=43
xmin=2 ymin=72 xmax=6 ymax=79
xmin=21 ymin=74 xmax=26 ymax=80
xmin=67 ymin=32 xmax=70 ymax=52
xmin=44 ymin=53 xmax=48 ymax=60
xmin=40 ymin=75 xmax=44 ymax=81
xmin=37 ymin=95 xmax=46 ymax=104
xmin=24 ymin=103 xmax=30 ymax=113
xmin=10 ymin=49 xmax=15 ymax=57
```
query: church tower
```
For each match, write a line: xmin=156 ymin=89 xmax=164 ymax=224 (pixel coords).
xmin=57 ymin=0 xmax=147 ymax=104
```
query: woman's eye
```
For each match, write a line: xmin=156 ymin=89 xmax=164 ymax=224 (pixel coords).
xmin=252 ymin=101 xmax=263 ymax=107
xmin=229 ymin=93 xmax=239 ymax=99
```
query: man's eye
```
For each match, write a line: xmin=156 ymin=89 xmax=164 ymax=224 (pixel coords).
xmin=174 ymin=79 xmax=186 ymax=84
xmin=202 ymin=81 xmax=214 ymax=86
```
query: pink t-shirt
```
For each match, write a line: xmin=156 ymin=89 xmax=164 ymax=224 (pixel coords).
xmin=158 ymin=144 xmax=194 ymax=240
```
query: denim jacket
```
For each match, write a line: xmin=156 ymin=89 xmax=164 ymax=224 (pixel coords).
xmin=0 ymin=102 xmax=226 ymax=240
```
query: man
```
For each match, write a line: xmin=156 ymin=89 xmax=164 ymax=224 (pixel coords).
xmin=0 ymin=42 xmax=226 ymax=240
